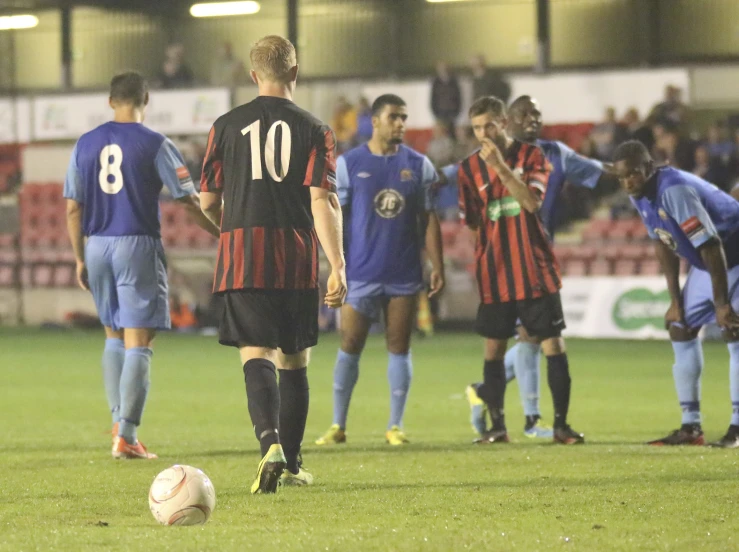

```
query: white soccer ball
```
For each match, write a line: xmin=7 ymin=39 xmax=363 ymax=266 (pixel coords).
xmin=149 ymin=465 xmax=216 ymax=526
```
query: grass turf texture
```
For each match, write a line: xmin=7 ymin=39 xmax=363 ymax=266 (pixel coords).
xmin=1 ymin=330 xmax=738 ymax=552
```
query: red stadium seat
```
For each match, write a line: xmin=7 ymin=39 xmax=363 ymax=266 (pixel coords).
xmin=0 ymin=265 xmax=14 ymax=287
xmin=569 ymin=245 xmax=597 ymax=261
xmin=33 ymin=265 xmax=53 ymax=287
xmin=614 ymin=259 xmax=638 ymax=276
xmin=563 ymin=259 xmax=588 ymax=276
xmin=620 ymin=243 xmax=650 ymax=260
xmin=0 ymin=233 xmax=16 ymax=248
xmin=440 ymin=221 xmax=459 ymax=248
xmin=607 ymin=220 xmax=634 ymax=240
xmin=589 ymin=258 xmax=611 ymax=275
xmin=53 ymin=264 xmax=75 ymax=287
xmin=640 ymin=259 xmax=662 ymax=275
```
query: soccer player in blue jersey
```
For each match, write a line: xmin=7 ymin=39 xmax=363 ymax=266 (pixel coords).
xmin=461 ymin=95 xmax=615 ymax=438
xmin=613 ymin=140 xmax=739 ymax=447
xmin=315 ymin=94 xmax=445 ymax=446
xmin=64 ymin=72 xmax=219 ymax=459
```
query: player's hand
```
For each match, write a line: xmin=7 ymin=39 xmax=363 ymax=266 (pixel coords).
xmin=76 ymin=261 xmax=89 ymax=292
xmin=479 ymin=138 xmax=505 ymax=169
xmin=716 ymin=304 xmax=739 ymax=332
xmin=428 ymin=269 xmax=445 ymax=298
xmin=324 ymin=268 xmax=347 ymax=309
xmin=664 ymin=299 xmax=685 ymax=330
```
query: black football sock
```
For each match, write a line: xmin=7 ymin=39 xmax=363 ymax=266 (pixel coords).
xmin=546 ymin=353 xmax=571 ymax=429
xmin=243 ymin=359 xmax=281 ymax=457
xmin=278 ymin=368 xmax=310 ymax=474
xmin=477 ymin=359 xmax=506 ymax=430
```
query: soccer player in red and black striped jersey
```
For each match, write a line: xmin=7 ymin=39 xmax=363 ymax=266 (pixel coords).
xmin=200 ymin=36 xmax=347 ymax=493
xmin=458 ymin=96 xmax=584 ymax=445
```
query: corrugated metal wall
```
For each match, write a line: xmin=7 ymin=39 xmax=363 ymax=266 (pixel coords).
xmin=0 ymin=0 xmax=736 ymax=92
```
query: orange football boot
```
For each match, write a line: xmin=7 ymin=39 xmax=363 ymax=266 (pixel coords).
xmin=112 ymin=435 xmax=158 ymax=459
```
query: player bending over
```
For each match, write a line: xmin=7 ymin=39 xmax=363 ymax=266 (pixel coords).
xmin=614 ymin=141 xmax=739 ymax=447
xmin=200 ymin=36 xmax=346 ymax=493
xmin=64 ymin=72 xmax=219 ymax=459
xmin=465 ymin=95 xmax=616 ymax=439
xmin=458 ymin=96 xmax=584 ymax=445
xmin=315 ymin=94 xmax=445 ymax=446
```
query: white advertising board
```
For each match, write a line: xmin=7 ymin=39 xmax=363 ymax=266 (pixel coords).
xmin=32 ymin=88 xmax=230 ymax=140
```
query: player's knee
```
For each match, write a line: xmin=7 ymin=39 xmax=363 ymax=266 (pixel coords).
xmin=541 ymin=336 xmax=565 ymax=356
xmin=341 ymin=334 xmax=366 ymax=355
xmin=124 ymin=328 xmax=156 ymax=349
xmin=669 ymin=325 xmax=699 ymax=342
xmin=279 ymin=349 xmax=310 ymax=369
xmin=386 ymin=334 xmax=411 ymax=356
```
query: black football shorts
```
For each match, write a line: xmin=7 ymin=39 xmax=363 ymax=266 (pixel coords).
xmin=218 ymin=288 xmax=319 ymax=355
xmin=475 ymin=291 xmax=566 ymax=340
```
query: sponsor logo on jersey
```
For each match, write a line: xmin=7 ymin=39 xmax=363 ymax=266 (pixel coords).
xmin=400 ymin=169 xmax=414 ymax=182
xmin=374 ymin=188 xmax=405 ymax=218
xmin=486 ymin=197 xmax=522 ymax=222
xmin=658 ymin=208 xmax=668 ymax=220
xmin=176 ymin=166 xmax=192 ymax=185
xmin=357 ymin=172 xmax=372 ymax=178
xmin=654 ymin=228 xmax=677 ymax=250
xmin=612 ymin=288 xmax=672 ymax=330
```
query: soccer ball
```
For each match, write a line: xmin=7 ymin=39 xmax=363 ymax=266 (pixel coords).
xmin=149 ymin=465 xmax=216 ymax=526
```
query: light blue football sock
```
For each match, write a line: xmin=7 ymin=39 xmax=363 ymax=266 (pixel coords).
xmin=388 ymin=352 xmax=412 ymax=429
xmin=671 ymin=339 xmax=703 ymax=426
xmin=119 ymin=347 xmax=153 ymax=444
xmin=515 ymin=342 xmax=542 ymax=418
xmin=332 ymin=350 xmax=360 ymax=430
xmin=102 ymin=338 xmax=125 ymax=424
xmin=728 ymin=341 xmax=739 ymax=426
xmin=504 ymin=344 xmax=518 ymax=382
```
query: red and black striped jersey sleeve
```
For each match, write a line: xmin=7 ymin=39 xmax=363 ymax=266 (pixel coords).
xmin=200 ymin=124 xmax=224 ymax=193
xmin=303 ymin=125 xmax=337 ymax=193
xmin=521 ymin=143 xmax=551 ymax=200
xmin=458 ymin=159 xmax=482 ymax=228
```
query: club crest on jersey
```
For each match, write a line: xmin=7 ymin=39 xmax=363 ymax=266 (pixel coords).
xmin=654 ymin=228 xmax=677 ymax=250
xmin=486 ymin=197 xmax=521 ymax=221
xmin=374 ymin=189 xmax=405 ymax=219
xmin=658 ymin=208 xmax=668 ymax=220
xmin=400 ymin=169 xmax=414 ymax=182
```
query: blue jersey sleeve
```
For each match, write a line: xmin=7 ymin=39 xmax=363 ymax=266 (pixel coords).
xmin=336 ymin=155 xmax=351 ymax=207
xmin=559 ymin=142 xmax=603 ymax=189
xmin=155 ymin=138 xmax=195 ymax=199
xmin=630 ymin=197 xmax=658 ymax=239
xmin=420 ymin=155 xmax=439 ymax=211
xmin=662 ymin=184 xmax=719 ymax=248
xmin=63 ymin=143 xmax=84 ymax=203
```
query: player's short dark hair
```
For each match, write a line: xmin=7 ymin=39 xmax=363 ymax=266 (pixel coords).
xmin=469 ymin=96 xmax=506 ymax=119
xmin=371 ymin=94 xmax=406 ymax=116
xmin=509 ymin=95 xmax=533 ymax=113
xmin=613 ymin=140 xmax=652 ymax=165
xmin=109 ymin=71 xmax=148 ymax=107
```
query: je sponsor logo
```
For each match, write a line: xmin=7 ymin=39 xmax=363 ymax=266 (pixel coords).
xmin=43 ymin=104 xmax=67 ymax=131
xmin=357 ymin=172 xmax=371 ymax=178
xmin=400 ymin=169 xmax=414 ymax=182
xmin=193 ymin=96 xmax=220 ymax=125
xmin=655 ymin=228 xmax=677 ymax=251
xmin=486 ymin=197 xmax=521 ymax=222
xmin=612 ymin=288 xmax=671 ymax=330
xmin=374 ymin=188 xmax=405 ymax=218
xmin=658 ymin=208 xmax=668 ymax=220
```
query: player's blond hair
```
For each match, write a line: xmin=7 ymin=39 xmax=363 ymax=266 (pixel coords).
xmin=250 ymin=35 xmax=297 ymax=83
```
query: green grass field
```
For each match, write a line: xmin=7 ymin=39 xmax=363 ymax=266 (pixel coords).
xmin=1 ymin=329 xmax=738 ymax=551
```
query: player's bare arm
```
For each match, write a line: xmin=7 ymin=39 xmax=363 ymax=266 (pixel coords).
xmin=654 ymin=238 xmax=684 ymax=328
xmin=424 ymin=211 xmax=445 ymax=298
xmin=311 ymin=187 xmax=347 ymax=308
xmin=200 ymin=190 xmax=223 ymax=230
xmin=178 ymin=193 xmax=220 ymax=237
xmin=697 ymin=238 xmax=739 ymax=330
xmin=479 ymin=138 xmax=541 ymax=213
xmin=65 ymin=198 xmax=89 ymax=291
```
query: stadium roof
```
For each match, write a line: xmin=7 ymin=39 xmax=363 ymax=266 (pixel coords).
xmin=1 ymin=0 xmax=192 ymax=13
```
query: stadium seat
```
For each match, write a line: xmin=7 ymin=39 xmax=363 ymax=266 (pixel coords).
xmin=640 ymin=259 xmax=662 ymax=275
xmin=440 ymin=221 xmax=459 ymax=248
xmin=33 ymin=265 xmax=54 ymax=287
xmin=53 ymin=264 xmax=75 ymax=287
xmin=620 ymin=243 xmax=650 ymax=260
xmin=581 ymin=219 xmax=612 ymax=242
xmin=614 ymin=259 xmax=638 ymax=276
xmin=607 ymin=220 xmax=635 ymax=240
xmin=0 ymin=233 xmax=16 ymax=248
xmin=569 ymin=245 xmax=597 ymax=261
xmin=0 ymin=265 xmax=15 ymax=287
xmin=589 ymin=258 xmax=611 ymax=275
xmin=563 ymin=259 xmax=588 ymax=276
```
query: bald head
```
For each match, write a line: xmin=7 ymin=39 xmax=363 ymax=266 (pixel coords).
xmin=508 ymin=95 xmax=542 ymax=142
